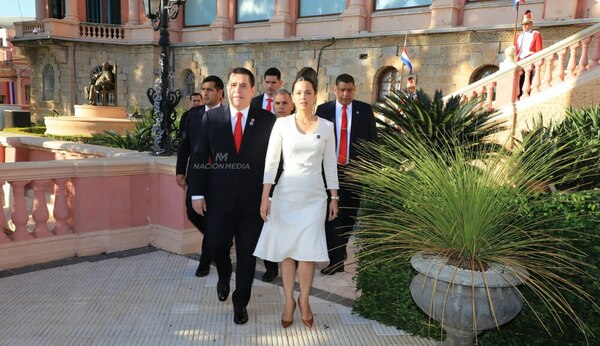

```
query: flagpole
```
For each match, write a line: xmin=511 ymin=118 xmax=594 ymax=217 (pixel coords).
xmin=513 ymin=3 xmax=520 ymax=45
xmin=400 ymin=32 xmax=408 ymax=90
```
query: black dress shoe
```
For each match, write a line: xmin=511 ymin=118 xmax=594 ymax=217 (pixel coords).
xmin=234 ymin=306 xmax=249 ymax=325
xmin=195 ymin=262 xmax=210 ymax=277
xmin=216 ymin=280 xmax=230 ymax=302
xmin=261 ymin=269 xmax=278 ymax=282
xmin=320 ymin=265 xmax=344 ymax=275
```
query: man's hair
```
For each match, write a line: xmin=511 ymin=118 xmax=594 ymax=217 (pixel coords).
xmin=202 ymin=75 xmax=224 ymax=90
xmin=229 ymin=67 xmax=255 ymax=87
xmin=189 ymin=92 xmax=201 ymax=100
xmin=292 ymin=76 xmax=318 ymax=94
xmin=335 ymin=73 xmax=355 ymax=86
xmin=274 ymin=89 xmax=291 ymax=97
xmin=264 ymin=67 xmax=281 ymax=80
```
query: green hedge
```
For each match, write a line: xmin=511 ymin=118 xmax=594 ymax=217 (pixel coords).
xmin=353 ymin=189 xmax=600 ymax=345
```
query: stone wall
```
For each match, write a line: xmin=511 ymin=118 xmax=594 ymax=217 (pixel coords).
xmin=25 ymin=24 xmax=588 ymax=119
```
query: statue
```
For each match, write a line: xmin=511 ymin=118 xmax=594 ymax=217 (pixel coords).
xmin=85 ymin=62 xmax=116 ymax=106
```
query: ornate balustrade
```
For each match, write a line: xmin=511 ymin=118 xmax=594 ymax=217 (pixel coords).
xmin=13 ymin=20 xmax=127 ymax=42
xmin=20 ymin=21 xmax=46 ymax=36
xmin=446 ymin=22 xmax=600 ymax=109
xmin=79 ymin=23 xmax=125 ymax=40
xmin=0 ymin=134 xmax=201 ymax=270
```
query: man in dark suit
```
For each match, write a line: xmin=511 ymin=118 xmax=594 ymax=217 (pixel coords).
xmin=250 ymin=67 xmax=283 ymax=114
xmin=249 ymin=67 xmax=283 ymax=282
xmin=176 ymin=76 xmax=224 ymax=277
xmin=188 ymin=67 xmax=276 ymax=325
xmin=316 ymin=73 xmax=378 ymax=275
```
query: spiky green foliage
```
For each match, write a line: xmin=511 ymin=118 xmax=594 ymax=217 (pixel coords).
xmin=91 ymin=112 xmax=154 ymax=151
xmin=521 ymin=106 xmax=600 ymax=190
xmin=373 ymin=89 xmax=507 ymax=157
xmin=348 ymin=130 xmax=598 ymax=339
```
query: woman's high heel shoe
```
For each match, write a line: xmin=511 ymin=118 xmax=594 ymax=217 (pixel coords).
xmin=281 ymin=300 xmax=296 ymax=328
xmin=297 ymin=297 xmax=314 ymax=329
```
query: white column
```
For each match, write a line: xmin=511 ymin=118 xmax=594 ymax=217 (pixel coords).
xmin=127 ymin=0 xmax=141 ymax=25
xmin=210 ymin=0 xmax=232 ymax=41
xmin=342 ymin=0 xmax=367 ymax=34
xmin=35 ymin=0 xmax=47 ymax=20
xmin=270 ymin=0 xmax=292 ymax=38
xmin=64 ymin=0 xmax=79 ymax=22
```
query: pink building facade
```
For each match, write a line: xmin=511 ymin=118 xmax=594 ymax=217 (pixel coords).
xmin=9 ymin=0 xmax=600 ymax=118
xmin=0 ymin=28 xmax=31 ymax=109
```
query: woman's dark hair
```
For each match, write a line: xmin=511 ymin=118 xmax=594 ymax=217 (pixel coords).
xmin=292 ymin=76 xmax=318 ymax=94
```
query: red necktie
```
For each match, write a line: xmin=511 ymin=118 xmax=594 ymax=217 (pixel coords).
xmin=338 ymin=105 xmax=348 ymax=164
xmin=266 ymin=98 xmax=273 ymax=112
xmin=234 ymin=112 xmax=243 ymax=153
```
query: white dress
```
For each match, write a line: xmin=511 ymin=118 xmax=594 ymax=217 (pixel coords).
xmin=253 ymin=115 xmax=339 ymax=262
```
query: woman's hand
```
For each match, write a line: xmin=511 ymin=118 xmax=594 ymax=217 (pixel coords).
xmin=328 ymin=199 xmax=339 ymax=221
xmin=260 ymin=196 xmax=271 ymax=222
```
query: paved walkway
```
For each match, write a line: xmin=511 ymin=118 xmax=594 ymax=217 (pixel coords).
xmin=0 ymin=248 xmax=435 ymax=345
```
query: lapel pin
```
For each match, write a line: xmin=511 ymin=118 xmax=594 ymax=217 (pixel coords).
xmin=249 ymin=118 xmax=255 ymax=126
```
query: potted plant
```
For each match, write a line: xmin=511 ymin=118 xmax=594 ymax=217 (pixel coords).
xmin=347 ymin=128 xmax=596 ymax=344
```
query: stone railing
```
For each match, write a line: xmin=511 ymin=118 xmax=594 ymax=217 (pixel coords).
xmin=446 ymin=22 xmax=600 ymax=110
xmin=79 ymin=23 xmax=125 ymax=40
xmin=18 ymin=20 xmax=47 ymax=36
xmin=446 ymin=24 xmax=600 ymax=109
xmin=446 ymin=23 xmax=600 ymax=145
xmin=0 ymin=134 xmax=201 ymax=270
xmin=13 ymin=20 xmax=127 ymax=42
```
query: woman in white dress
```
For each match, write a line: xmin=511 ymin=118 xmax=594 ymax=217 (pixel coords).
xmin=254 ymin=76 xmax=339 ymax=329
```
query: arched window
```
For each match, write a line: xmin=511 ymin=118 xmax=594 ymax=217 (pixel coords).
xmin=43 ymin=65 xmax=55 ymax=101
xmin=377 ymin=67 xmax=402 ymax=101
xmin=469 ymin=65 xmax=499 ymax=84
xmin=183 ymin=70 xmax=196 ymax=96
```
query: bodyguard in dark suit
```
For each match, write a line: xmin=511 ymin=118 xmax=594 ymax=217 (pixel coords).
xmin=176 ymin=77 xmax=224 ymax=278
xmin=250 ymin=67 xmax=283 ymax=113
xmin=188 ymin=67 xmax=276 ymax=325
xmin=316 ymin=73 xmax=378 ymax=275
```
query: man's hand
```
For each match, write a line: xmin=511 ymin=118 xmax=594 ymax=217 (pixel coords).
xmin=175 ymin=174 xmax=186 ymax=187
xmin=192 ymin=199 xmax=207 ymax=216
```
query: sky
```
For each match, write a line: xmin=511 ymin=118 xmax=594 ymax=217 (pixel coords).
xmin=2 ymin=0 xmax=36 ymax=17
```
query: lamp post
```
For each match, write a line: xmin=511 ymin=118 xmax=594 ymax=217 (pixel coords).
xmin=143 ymin=0 xmax=185 ymax=156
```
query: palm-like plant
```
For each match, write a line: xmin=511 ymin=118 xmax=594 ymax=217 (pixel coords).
xmin=521 ymin=106 xmax=600 ymax=190
xmin=373 ymin=89 xmax=507 ymax=158
xmin=348 ymin=130 xmax=597 ymax=342
xmin=91 ymin=114 xmax=154 ymax=151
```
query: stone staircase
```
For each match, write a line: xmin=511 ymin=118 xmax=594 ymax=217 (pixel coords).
xmin=445 ymin=22 xmax=600 ymax=145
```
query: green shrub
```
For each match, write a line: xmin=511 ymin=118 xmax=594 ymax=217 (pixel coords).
xmin=521 ymin=106 xmax=600 ymax=191
xmin=479 ymin=190 xmax=600 ymax=345
xmin=2 ymin=127 xmax=46 ymax=136
xmin=353 ymin=190 xmax=600 ymax=344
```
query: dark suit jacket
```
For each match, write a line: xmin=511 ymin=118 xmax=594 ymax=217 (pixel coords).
xmin=188 ymin=105 xmax=276 ymax=215
xmin=315 ymin=99 xmax=378 ymax=161
xmin=176 ymin=106 xmax=207 ymax=176
xmin=250 ymin=94 xmax=265 ymax=110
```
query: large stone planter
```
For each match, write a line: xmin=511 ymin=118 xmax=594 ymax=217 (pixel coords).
xmin=410 ymin=252 xmax=528 ymax=345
